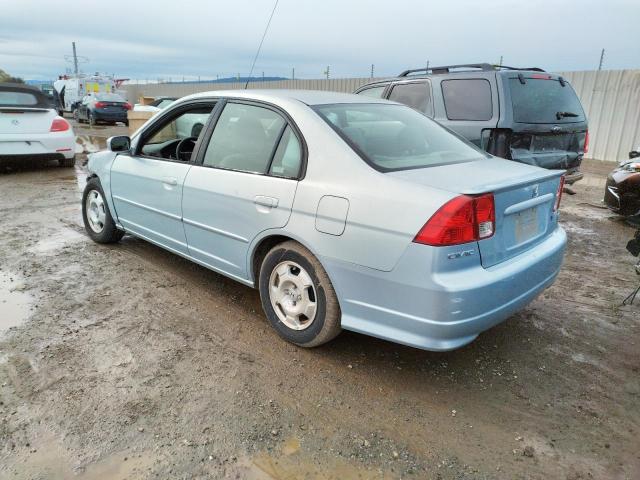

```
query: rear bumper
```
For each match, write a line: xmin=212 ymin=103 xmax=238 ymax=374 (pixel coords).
xmin=565 ymin=169 xmax=583 ymax=185
xmin=323 ymin=227 xmax=567 ymax=351
xmin=0 ymin=131 xmax=75 ymax=159
xmin=93 ymin=110 xmax=127 ymax=122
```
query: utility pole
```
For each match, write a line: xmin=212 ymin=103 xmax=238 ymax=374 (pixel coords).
xmin=370 ymin=64 xmax=374 ymax=78
xmin=499 ymin=55 xmax=503 ymax=67
xmin=426 ymin=60 xmax=430 ymax=71
xmin=598 ymin=48 xmax=605 ymax=70
xmin=291 ymin=67 xmax=295 ymax=80
xmin=324 ymin=66 xmax=330 ymax=79
xmin=262 ymin=71 xmax=265 ymax=81
xmin=72 ymin=42 xmax=79 ymax=76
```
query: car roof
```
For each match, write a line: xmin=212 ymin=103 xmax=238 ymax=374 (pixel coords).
xmin=360 ymin=68 xmax=558 ymax=87
xmin=182 ymin=89 xmax=392 ymax=106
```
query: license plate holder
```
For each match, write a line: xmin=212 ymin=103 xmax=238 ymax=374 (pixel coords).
xmin=514 ymin=207 xmax=539 ymax=244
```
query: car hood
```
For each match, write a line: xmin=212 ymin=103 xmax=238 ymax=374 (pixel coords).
xmin=386 ymin=157 xmax=562 ymax=195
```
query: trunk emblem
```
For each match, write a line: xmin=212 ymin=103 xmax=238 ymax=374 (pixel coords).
xmin=532 ymin=184 xmax=540 ymax=198
xmin=551 ymin=126 xmax=562 ymax=133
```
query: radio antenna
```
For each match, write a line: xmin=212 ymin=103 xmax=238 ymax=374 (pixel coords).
xmin=245 ymin=0 xmax=279 ymax=89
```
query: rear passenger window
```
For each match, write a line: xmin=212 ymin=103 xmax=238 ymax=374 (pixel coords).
xmin=388 ymin=82 xmax=432 ymax=115
xmin=441 ymin=79 xmax=492 ymax=121
xmin=203 ymin=103 xmax=285 ymax=174
xmin=269 ymin=126 xmax=302 ymax=178
xmin=357 ymin=86 xmax=386 ymax=98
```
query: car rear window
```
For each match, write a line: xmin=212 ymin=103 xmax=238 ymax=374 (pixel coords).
xmin=0 ymin=91 xmax=39 ymax=106
xmin=314 ymin=103 xmax=487 ymax=172
xmin=95 ymin=93 xmax=125 ymax=102
xmin=509 ymin=77 xmax=585 ymax=124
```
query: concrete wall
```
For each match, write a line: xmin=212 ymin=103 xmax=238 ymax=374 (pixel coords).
xmin=123 ymin=70 xmax=640 ymax=162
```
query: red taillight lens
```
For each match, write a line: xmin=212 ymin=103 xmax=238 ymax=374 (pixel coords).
xmin=554 ymin=175 xmax=565 ymax=212
xmin=583 ymin=130 xmax=589 ymax=154
xmin=414 ymin=193 xmax=495 ymax=246
xmin=94 ymin=101 xmax=107 ymax=108
xmin=124 ymin=102 xmax=132 ymax=110
xmin=50 ymin=117 xmax=70 ymax=132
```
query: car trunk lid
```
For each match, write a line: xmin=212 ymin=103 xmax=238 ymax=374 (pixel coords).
xmin=388 ymin=157 xmax=563 ymax=268
xmin=0 ymin=107 xmax=56 ymax=134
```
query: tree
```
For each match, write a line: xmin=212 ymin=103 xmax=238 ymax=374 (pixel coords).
xmin=0 ymin=68 xmax=25 ymax=83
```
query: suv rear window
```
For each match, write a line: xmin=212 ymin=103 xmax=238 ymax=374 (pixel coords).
xmin=314 ymin=103 xmax=487 ymax=172
xmin=509 ymin=78 xmax=585 ymax=124
xmin=388 ymin=82 xmax=432 ymax=115
xmin=95 ymin=93 xmax=126 ymax=102
xmin=441 ymin=79 xmax=492 ymax=121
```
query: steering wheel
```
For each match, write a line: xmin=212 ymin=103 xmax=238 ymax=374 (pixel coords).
xmin=175 ymin=137 xmax=198 ymax=161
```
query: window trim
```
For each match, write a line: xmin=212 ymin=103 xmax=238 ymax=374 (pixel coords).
xmin=441 ymin=78 xmax=493 ymax=121
xmin=387 ymin=79 xmax=434 ymax=117
xmin=193 ymin=98 xmax=308 ymax=180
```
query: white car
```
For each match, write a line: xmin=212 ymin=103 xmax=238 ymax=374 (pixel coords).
xmin=0 ymin=83 xmax=75 ymax=167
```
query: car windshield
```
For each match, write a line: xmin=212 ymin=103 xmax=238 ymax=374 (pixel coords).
xmin=314 ymin=103 xmax=487 ymax=171
xmin=509 ymin=78 xmax=585 ymax=124
xmin=0 ymin=91 xmax=39 ymax=106
xmin=95 ymin=93 xmax=125 ymax=102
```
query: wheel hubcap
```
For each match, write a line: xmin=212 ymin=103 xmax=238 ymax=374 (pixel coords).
xmin=269 ymin=261 xmax=317 ymax=331
xmin=85 ymin=189 xmax=106 ymax=233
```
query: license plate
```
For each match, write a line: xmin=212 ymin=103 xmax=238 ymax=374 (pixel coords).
xmin=514 ymin=207 xmax=539 ymax=243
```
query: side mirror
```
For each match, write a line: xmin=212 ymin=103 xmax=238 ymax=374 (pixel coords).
xmin=629 ymin=151 xmax=640 ymax=159
xmin=107 ymin=136 xmax=131 ymax=153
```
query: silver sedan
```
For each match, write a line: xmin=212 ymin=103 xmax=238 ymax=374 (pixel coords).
xmin=83 ymin=90 xmax=566 ymax=351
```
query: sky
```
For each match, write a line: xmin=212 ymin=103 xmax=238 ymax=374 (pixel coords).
xmin=1 ymin=0 xmax=639 ymax=81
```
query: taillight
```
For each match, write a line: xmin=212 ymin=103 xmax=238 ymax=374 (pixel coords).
xmin=554 ymin=175 xmax=565 ymax=212
xmin=50 ymin=117 xmax=70 ymax=132
xmin=94 ymin=101 xmax=107 ymax=109
xmin=414 ymin=193 xmax=495 ymax=246
xmin=583 ymin=130 xmax=589 ymax=154
xmin=124 ymin=102 xmax=132 ymax=110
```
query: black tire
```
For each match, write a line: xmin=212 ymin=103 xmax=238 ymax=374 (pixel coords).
xmin=82 ymin=177 xmax=124 ymax=244
xmin=59 ymin=156 xmax=76 ymax=168
xmin=259 ymin=241 xmax=341 ymax=347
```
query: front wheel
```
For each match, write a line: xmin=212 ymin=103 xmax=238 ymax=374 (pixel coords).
xmin=259 ymin=241 xmax=341 ymax=347
xmin=82 ymin=177 xmax=124 ymax=244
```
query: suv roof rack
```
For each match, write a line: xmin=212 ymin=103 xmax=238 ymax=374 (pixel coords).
xmin=398 ymin=63 xmax=546 ymax=76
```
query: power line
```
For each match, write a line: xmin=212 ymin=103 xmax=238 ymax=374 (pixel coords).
xmin=245 ymin=0 xmax=279 ymax=89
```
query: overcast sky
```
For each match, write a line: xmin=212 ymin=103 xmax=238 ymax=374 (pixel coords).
xmin=1 ymin=0 xmax=638 ymax=81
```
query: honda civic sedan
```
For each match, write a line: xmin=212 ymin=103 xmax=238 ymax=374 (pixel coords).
xmin=83 ymin=90 xmax=566 ymax=351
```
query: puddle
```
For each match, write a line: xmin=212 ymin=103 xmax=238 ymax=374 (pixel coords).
xmin=30 ymin=228 xmax=85 ymax=254
xmin=0 ymin=271 xmax=33 ymax=333
xmin=76 ymin=135 xmax=107 ymax=154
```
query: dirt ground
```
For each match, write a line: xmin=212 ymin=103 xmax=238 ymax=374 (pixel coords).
xmin=0 ymin=123 xmax=639 ymax=479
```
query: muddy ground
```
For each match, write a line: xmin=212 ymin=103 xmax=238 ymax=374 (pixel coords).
xmin=0 ymin=124 xmax=639 ymax=479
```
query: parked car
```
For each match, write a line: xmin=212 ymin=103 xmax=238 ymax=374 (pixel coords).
xmin=133 ymin=96 xmax=177 ymax=113
xmin=0 ymin=82 xmax=75 ymax=167
xmin=604 ymin=148 xmax=640 ymax=218
xmin=355 ymin=63 xmax=588 ymax=184
xmin=83 ymin=90 xmax=566 ymax=351
xmin=74 ymin=92 xmax=131 ymax=126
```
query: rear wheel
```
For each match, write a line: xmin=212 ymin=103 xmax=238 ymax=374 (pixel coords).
xmin=82 ymin=177 xmax=124 ymax=244
xmin=59 ymin=156 xmax=76 ymax=168
xmin=259 ymin=241 xmax=341 ymax=347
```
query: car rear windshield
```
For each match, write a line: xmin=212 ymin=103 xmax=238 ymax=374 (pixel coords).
xmin=314 ymin=103 xmax=487 ymax=171
xmin=95 ymin=93 xmax=125 ymax=102
xmin=509 ymin=77 xmax=585 ymax=124
xmin=0 ymin=91 xmax=39 ymax=106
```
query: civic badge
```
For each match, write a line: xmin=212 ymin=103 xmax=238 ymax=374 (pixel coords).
xmin=11 ymin=119 xmax=19 ymax=126
xmin=531 ymin=184 xmax=539 ymax=198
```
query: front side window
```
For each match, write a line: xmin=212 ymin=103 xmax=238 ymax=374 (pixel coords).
xmin=314 ymin=103 xmax=487 ymax=171
xmin=388 ymin=82 xmax=432 ymax=115
xmin=441 ymin=79 xmax=493 ymax=121
xmin=203 ymin=103 xmax=286 ymax=174
xmin=357 ymin=86 xmax=386 ymax=98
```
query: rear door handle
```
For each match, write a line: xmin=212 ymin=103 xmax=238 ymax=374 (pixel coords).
xmin=254 ymin=195 xmax=279 ymax=208
xmin=162 ymin=177 xmax=178 ymax=186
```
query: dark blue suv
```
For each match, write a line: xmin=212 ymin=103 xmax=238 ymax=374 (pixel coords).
xmin=355 ymin=63 xmax=588 ymax=184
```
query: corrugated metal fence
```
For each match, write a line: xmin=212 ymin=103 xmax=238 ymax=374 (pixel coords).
xmin=123 ymin=70 xmax=640 ymax=162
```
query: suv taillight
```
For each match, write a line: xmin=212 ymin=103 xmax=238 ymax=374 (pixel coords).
xmin=583 ymin=130 xmax=589 ymax=154
xmin=554 ymin=176 xmax=565 ymax=212
xmin=414 ymin=193 xmax=495 ymax=246
xmin=50 ymin=117 xmax=70 ymax=132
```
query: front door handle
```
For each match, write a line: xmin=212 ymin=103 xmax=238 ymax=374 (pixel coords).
xmin=162 ymin=177 xmax=178 ymax=187
xmin=254 ymin=195 xmax=279 ymax=209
